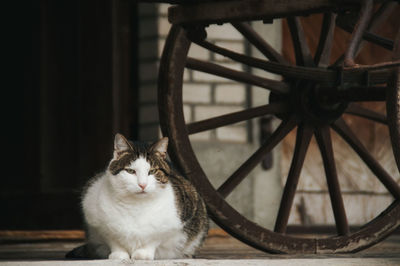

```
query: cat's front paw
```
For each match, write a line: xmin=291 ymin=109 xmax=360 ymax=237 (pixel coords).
xmin=109 ymin=251 xmax=130 ymax=260
xmin=131 ymin=248 xmax=155 ymax=260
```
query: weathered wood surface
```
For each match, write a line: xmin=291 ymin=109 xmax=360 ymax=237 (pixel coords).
xmin=0 ymin=229 xmax=399 ymax=261
xmin=168 ymin=0 xmax=362 ymax=25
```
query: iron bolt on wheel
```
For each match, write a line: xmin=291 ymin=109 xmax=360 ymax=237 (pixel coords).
xmin=158 ymin=1 xmax=400 ymax=254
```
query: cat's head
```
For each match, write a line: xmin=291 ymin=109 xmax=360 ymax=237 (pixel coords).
xmin=107 ymin=133 xmax=171 ymax=197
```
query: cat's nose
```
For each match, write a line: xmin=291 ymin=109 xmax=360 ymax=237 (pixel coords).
xmin=138 ymin=183 xmax=147 ymax=190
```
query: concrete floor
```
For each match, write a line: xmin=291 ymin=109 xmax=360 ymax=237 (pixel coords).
xmin=1 ymin=232 xmax=400 ymax=265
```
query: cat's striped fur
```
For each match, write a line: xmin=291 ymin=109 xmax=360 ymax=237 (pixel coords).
xmin=66 ymin=134 xmax=208 ymax=260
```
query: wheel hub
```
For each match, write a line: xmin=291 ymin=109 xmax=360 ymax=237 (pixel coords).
xmin=270 ymin=81 xmax=348 ymax=125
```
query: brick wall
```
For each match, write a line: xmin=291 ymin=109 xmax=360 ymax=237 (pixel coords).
xmin=138 ymin=3 xmax=250 ymax=144
xmin=184 ymin=26 xmax=248 ymax=143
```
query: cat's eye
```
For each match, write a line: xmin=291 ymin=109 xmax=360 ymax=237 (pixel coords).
xmin=148 ymin=169 xmax=156 ymax=175
xmin=125 ymin=169 xmax=136 ymax=175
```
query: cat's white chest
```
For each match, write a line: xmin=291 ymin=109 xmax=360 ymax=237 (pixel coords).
xmin=83 ymin=176 xmax=183 ymax=249
xmin=118 ymin=187 xmax=182 ymax=238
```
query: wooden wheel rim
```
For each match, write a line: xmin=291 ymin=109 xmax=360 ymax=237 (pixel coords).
xmin=387 ymin=28 xmax=400 ymax=173
xmin=387 ymin=67 xmax=400 ymax=172
xmin=158 ymin=22 xmax=400 ymax=253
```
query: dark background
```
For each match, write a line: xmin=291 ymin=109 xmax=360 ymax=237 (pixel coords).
xmin=1 ymin=0 xmax=139 ymax=229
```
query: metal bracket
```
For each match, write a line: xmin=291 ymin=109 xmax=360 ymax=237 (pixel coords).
xmin=260 ymin=116 xmax=274 ymax=170
xmin=363 ymin=69 xmax=370 ymax=87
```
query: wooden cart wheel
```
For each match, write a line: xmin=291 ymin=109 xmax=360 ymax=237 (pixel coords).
xmin=158 ymin=2 xmax=400 ymax=254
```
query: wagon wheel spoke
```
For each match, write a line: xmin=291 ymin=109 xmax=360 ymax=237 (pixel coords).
xmin=287 ymin=17 xmax=314 ymax=67
xmin=345 ymin=104 xmax=387 ymax=124
xmin=315 ymin=126 xmax=350 ymax=236
xmin=358 ymin=0 xmax=397 ymax=52
xmin=362 ymin=33 xmax=394 ymax=50
xmin=186 ymin=58 xmax=290 ymax=94
xmin=232 ymin=22 xmax=289 ymax=65
xmin=193 ymin=39 xmax=333 ymax=83
xmin=333 ymin=2 xmax=396 ymax=66
xmin=187 ymin=102 xmax=288 ymax=134
xmin=334 ymin=33 xmax=394 ymax=66
xmin=217 ymin=117 xmax=297 ymax=198
xmin=332 ymin=119 xmax=400 ymax=200
xmin=192 ymin=39 xmax=287 ymax=76
xmin=339 ymin=29 xmax=394 ymax=51
xmin=343 ymin=0 xmax=373 ymax=67
xmin=274 ymin=124 xmax=314 ymax=233
xmin=314 ymin=12 xmax=336 ymax=67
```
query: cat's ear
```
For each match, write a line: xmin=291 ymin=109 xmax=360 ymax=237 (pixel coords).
xmin=113 ymin=133 xmax=132 ymax=159
xmin=151 ymin=137 xmax=168 ymax=158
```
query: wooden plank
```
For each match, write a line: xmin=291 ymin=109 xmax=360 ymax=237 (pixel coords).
xmin=0 ymin=229 xmax=227 ymax=242
xmin=168 ymin=0 xmax=359 ymax=25
xmin=0 ymin=231 xmax=85 ymax=242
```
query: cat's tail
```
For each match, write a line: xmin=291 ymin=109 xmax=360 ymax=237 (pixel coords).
xmin=65 ymin=243 xmax=109 ymax=259
xmin=65 ymin=244 xmax=91 ymax=259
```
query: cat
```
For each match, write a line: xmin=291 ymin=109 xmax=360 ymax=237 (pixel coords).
xmin=66 ymin=133 xmax=209 ymax=260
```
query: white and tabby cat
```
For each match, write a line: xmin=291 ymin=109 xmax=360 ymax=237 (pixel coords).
xmin=66 ymin=134 xmax=209 ymax=260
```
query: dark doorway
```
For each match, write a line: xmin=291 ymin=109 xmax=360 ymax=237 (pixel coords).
xmin=1 ymin=0 xmax=139 ymax=230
